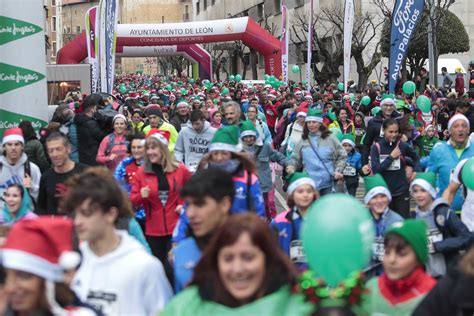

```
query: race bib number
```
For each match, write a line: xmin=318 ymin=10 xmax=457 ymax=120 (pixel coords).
xmin=355 ymin=128 xmax=364 ymax=137
xmin=290 ymin=240 xmax=307 ymax=263
xmin=421 ymin=113 xmax=433 ymax=123
xmin=372 ymin=237 xmax=385 ymax=261
xmin=159 ymin=190 xmax=169 ymax=207
xmin=380 ymin=155 xmax=401 ymax=170
xmin=437 ymin=124 xmax=442 ymax=132
xmin=187 ymin=162 xmax=198 ymax=173
xmin=427 ymin=229 xmax=443 ymax=253
xmin=343 ymin=165 xmax=357 ymax=176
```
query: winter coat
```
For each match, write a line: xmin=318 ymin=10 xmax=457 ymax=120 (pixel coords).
xmin=271 ymin=209 xmax=306 ymax=270
xmin=0 ymin=186 xmax=38 ymax=225
xmin=427 ymin=140 xmax=474 ymax=210
xmin=412 ymin=198 xmax=472 ymax=276
xmin=161 ymin=285 xmax=313 ymax=316
xmin=344 ymin=150 xmax=362 ymax=187
xmin=0 ymin=154 xmax=41 ymax=210
xmin=64 ymin=119 xmax=79 ymax=162
xmin=23 ymin=139 xmax=49 ymax=172
xmin=174 ymin=121 xmax=216 ymax=172
xmin=96 ymin=132 xmax=129 ymax=170
xmin=74 ymin=113 xmax=106 ymax=166
xmin=242 ymin=143 xmax=287 ymax=193
xmin=131 ymin=162 xmax=191 ymax=236
xmin=413 ymin=264 xmax=474 ymax=316
xmin=252 ymin=119 xmax=273 ymax=145
xmin=264 ymin=101 xmax=279 ymax=128
xmin=370 ymin=138 xmax=420 ymax=196
xmin=455 ymin=73 xmax=465 ymax=96
xmin=281 ymin=122 xmax=304 ymax=159
xmin=362 ymin=111 xmax=400 ymax=165
xmin=170 ymin=114 xmax=189 ymax=133
xmin=289 ymin=132 xmax=347 ymax=190
xmin=114 ymin=156 xmax=145 ymax=221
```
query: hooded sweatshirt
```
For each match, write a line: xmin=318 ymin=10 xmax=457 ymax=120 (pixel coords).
xmin=71 ymin=230 xmax=173 ymax=315
xmin=174 ymin=121 xmax=216 ymax=172
xmin=0 ymin=186 xmax=37 ymax=225
xmin=0 ymin=153 xmax=41 ymax=210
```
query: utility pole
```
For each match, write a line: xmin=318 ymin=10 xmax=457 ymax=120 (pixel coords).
xmin=427 ymin=0 xmax=436 ymax=87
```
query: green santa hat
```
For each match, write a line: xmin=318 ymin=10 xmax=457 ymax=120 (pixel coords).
xmin=305 ymin=108 xmax=324 ymax=123
xmin=410 ymin=172 xmax=437 ymax=199
xmin=364 ymin=174 xmax=392 ymax=204
xmin=240 ymin=120 xmax=258 ymax=139
xmin=341 ymin=134 xmax=356 ymax=148
xmin=209 ymin=125 xmax=240 ymax=153
xmin=386 ymin=219 xmax=428 ymax=265
xmin=286 ymin=172 xmax=316 ymax=196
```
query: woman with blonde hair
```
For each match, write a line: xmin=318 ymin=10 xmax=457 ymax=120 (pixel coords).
xmin=131 ymin=128 xmax=191 ymax=281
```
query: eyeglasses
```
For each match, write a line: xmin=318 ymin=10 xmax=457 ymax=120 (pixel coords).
xmin=382 ymin=104 xmax=395 ymax=107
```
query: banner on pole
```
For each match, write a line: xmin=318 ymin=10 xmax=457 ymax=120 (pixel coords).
xmin=281 ymin=5 xmax=289 ymax=85
xmin=85 ymin=6 xmax=99 ymax=93
xmin=98 ymin=0 xmax=118 ymax=94
xmin=388 ymin=0 xmax=424 ymax=93
xmin=343 ymin=0 xmax=354 ymax=93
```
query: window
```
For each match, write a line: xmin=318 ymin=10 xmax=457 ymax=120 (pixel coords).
xmin=274 ymin=0 xmax=281 ymax=14
xmin=162 ymin=16 xmax=165 ymax=23
xmin=203 ymin=0 xmax=207 ymax=10
xmin=75 ymin=26 xmax=81 ymax=33
xmin=196 ymin=1 xmax=200 ymax=15
xmin=211 ymin=0 xmax=215 ymax=5
xmin=51 ymin=0 xmax=56 ymax=6
xmin=52 ymin=41 xmax=57 ymax=56
xmin=257 ymin=4 xmax=264 ymax=20
xmin=295 ymin=0 xmax=304 ymax=7
xmin=51 ymin=16 xmax=56 ymax=31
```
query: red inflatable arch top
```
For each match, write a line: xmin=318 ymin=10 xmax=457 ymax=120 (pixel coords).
xmin=57 ymin=17 xmax=282 ymax=78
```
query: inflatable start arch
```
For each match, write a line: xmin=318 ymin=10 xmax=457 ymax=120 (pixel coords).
xmin=57 ymin=17 xmax=282 ymax=79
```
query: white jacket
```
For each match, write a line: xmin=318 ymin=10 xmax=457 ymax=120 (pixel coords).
xmin=71 ymin=231 xmax=173 ymax=315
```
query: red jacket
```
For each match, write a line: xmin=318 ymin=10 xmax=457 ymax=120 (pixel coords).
xmin=264 ymin=101 xmax=279 ymax=128
xmin=131 ymin=163 xmax=191 ymax=236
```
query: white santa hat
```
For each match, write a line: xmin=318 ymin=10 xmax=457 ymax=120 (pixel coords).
xmin=2 ymin=217 xmax=81 ymax=282
xmin=2 ymin=127 xmax=24 ymax=146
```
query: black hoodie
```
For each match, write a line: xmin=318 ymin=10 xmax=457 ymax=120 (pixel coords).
xmin=74 ymin=113 xmax=106 ymax=166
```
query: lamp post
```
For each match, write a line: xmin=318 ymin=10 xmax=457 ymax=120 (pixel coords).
xmin=427 ymin=0 xmax=436 ymax=87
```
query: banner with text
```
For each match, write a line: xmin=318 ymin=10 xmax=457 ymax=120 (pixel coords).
xmin=343 ymin=0 xmax=354 ymax=93
xmin=388 ymin=0 xmax=424 ymax=93
xmin=98 ymin=0 xmax=118 ymax=94
xmin=306 ymin=0 xmax=314 ymax=91
xmin=0 ymin=0 xmax=48 ymax=138
xmin=85 ymin=6 xmax=99 ymax=93
xmin=281 ymin=5 xmax=289 ymax=84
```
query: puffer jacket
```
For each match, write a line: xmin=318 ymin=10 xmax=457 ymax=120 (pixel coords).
xmin=130 ymin=162 xmax=191 ymax=236
xmin=74 ymin=113 xmax=106 ymax=166
xmin=288 ymin=132 xmax=347 ymax=190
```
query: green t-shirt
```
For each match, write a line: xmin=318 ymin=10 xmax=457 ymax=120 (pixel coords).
xmin=361 ymin=278 xmax=427 ymax=316
xmin=454 ymin=147 xmax=465 ymax=158
xmin=160 ymin=285 xmax=314 ymax=316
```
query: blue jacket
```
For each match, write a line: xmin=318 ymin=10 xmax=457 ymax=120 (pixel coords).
xmin=289 ymin=133 xmax=347 ymax=190
xmin=428 ymin=140 xmax=474 ymax=210
xmin=173 ymin=237 xmax=201 ymax=293
xmin=370 ymin=138 xmax=420 ymax=196
xmin=242 ymin=143 xmax=287 ymax=192
xmin=412 ymin=198 xmax=472 ymax=263
xmin=271 ymin=209 xmax=307 ymax=271
xmin=172 ymin=168 xmax=265 ymax=243
xmin=67 ymin=120 xmax=79 ymax=163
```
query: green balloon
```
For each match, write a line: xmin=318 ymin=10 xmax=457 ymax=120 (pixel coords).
xmin=302 ymin=80 xmax=308 ymax=85
xmin=337 ymin=82 xmax=344 ymax=91
xmin=189 ymin=78 xmax=195 ymax=83
xmin=302 ymin=194 xmax=374 ymax=287
xmin=329 ymin=128 xmax=343 ymax=141
xmin=291 ymin=65 xmax=300 ymax=74
xmin=416 ymin=95 xmax=431 ymax=113
xmin=402 ymin=81 xmax=416 ymax=95
xmin=229 ymin=75 xmax=235 ymax=81
xmin=372 ymin=106 xmax=381 ymax=116
xmin=235 ymin=74 xmax=242 ymax=82
xmin=119 ymin=86 xmax=127 ymax=93
xmin=222 ymin=88 xmax=230 ymax=95
xmin=361 ymin=96 xmax=371 ymax=106
xmin=349 ymin=93 xmax=355 ymax=102
xmin=461 ymin=158 xmax=474 ymax=190
xmin=264 ymin=74 xmax=269 ymax=80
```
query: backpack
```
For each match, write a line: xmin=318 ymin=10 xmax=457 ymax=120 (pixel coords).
xmin=105 ymin=133 xmax=130 ymax=156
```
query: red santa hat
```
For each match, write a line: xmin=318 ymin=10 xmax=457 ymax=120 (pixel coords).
xmin=267 ymin=90 xmax=277 ymax=99
xmin=304 ymin=92 xmax=313 ymax=100
xmin=2 ymin=217 xmax=81 ymax=282
xmin=296 ymin=104 xmax=309 ymax=117
xmin=2 ymin=127 xmax=24 ymax=146
xmin=146 ymin=128 xmax=171 ymax=146
xmin=294 ymin=88 xmax=303 ymax=95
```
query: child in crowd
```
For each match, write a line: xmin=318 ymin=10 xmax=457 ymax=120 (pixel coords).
xmin=416 ymin=124 xmax=439 ymax=158
xmin=341 ymin=134 xmax=362 ymax=196
xmin=410 ymin=172 xmax=472 ymax=277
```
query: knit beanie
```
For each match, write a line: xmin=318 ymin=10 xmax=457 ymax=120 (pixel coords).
xmin=380 ymin=94 xmax=395 ymax=106
xmin=341 ymin=134 xmax=356 ymax=148
xmin=386 ymin=219 xmax=429 ymax=265
xmin=410 ymin=172 xmax=437 ymax=199
xmin=448 ymin=113 xmax=469 ymax=130
xmin=112 ymin=114 xmax=127 ymax=124
xmin=240 ymin=120 xmax=257 ymax=139
xmin=145 ymin=105 xmax=162 ymax=117
xmin=286 ymin=171 xmax=316 ymax=196
xmin=305 ymin=108 xmax=324 ymax=123
xmin=364 ymin=174 xmax=392 ymax=204
xmin=209 ymin=125 xmax=240 ymax=152
xmin=2 ymin=127 xmax=24 ymax=145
